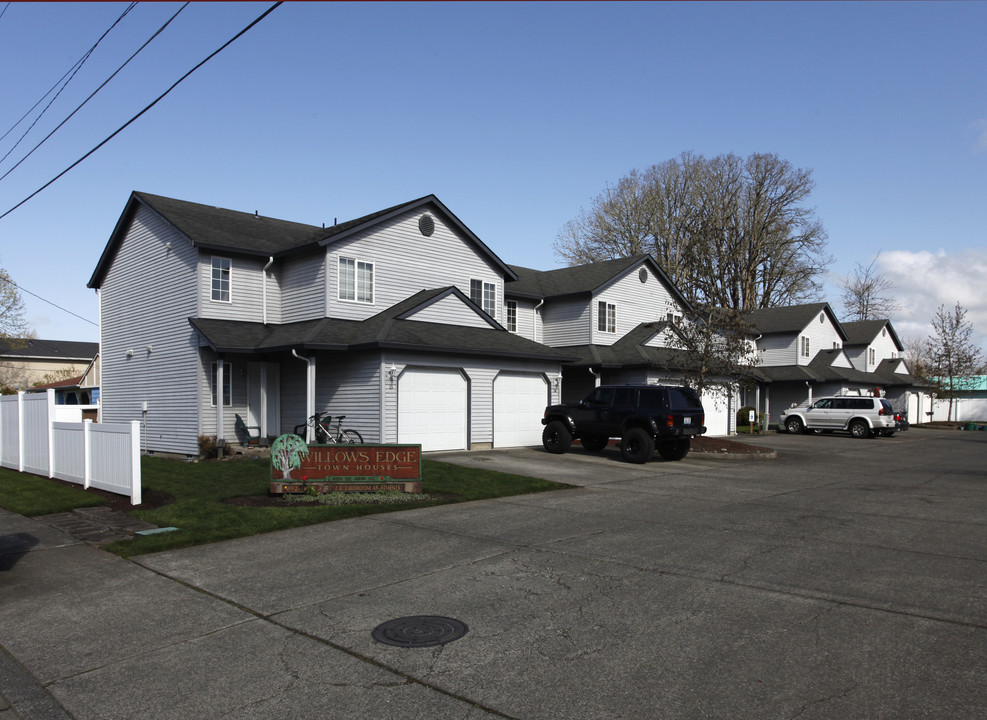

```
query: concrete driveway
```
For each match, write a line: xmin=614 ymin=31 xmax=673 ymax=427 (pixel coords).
xmin=1 ymin=429 xmax=984 ymax=719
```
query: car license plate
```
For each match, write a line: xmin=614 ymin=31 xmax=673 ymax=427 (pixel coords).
xmin=684 ymin=417 xmax=692 ymax=424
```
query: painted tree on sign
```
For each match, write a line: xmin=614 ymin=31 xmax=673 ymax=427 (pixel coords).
xmin=271 ymin=433 xmax=309 ymax=480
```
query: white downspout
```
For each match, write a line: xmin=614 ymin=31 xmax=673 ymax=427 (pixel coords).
xmin=589 ymin=367 xmax=601 ymax=388
xmin=292 ymin=349 xmax=315 ymax=443
xmin=262 ymin=256 xmax=274 ymax=325
xmin=806 ymin=380 xmax=812 ymax=404
xmin=534 ymin=298 xmax=544 ymax=343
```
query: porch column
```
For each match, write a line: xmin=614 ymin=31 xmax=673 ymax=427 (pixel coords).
xmin=216 ymin=358 xmax=225 ymax=446
xmin=292 ymin=349 xmax=316 ymax=444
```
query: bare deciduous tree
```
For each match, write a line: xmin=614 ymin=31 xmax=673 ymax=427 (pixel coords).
xmin=839 ymin=257 xmax=901 ymax=321
xmin=1 ymin=263 xmax=30 ymax=341
xmin=555 ymin=151 xmax=832 ymax=310
xmin=664 ymin=305 xmax=760 ymax=399
xmin=925 ymin=302 xmax=983 ymax=421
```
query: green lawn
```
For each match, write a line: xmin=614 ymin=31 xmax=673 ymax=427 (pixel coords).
xmin=0 ymin=455 xmax=571 ymax=557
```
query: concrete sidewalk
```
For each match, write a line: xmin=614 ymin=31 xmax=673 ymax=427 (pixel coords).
xmin=1 ymin=431 xmax=985 ymax=719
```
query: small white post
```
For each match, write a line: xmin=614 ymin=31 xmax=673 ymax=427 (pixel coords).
xmin=130 ymin=420 xmax=142 ymax=505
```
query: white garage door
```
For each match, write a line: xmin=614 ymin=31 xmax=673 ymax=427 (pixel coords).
xmin=398 ymin=368 xmax=467 ymax=451
xmin=700 ymin=388 xmax=731 ymax=437
xmin=494 ymin=373 xmax=548 ymax=447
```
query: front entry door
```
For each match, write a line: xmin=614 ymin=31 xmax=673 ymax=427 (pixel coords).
xmin=248 ymin=362 xmax=280 ymax=440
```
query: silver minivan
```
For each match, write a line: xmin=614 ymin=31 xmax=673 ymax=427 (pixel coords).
xmin=780 ymin=395 xmax=897 ymax=438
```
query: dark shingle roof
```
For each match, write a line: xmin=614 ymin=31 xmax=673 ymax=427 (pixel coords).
xmin=506 ymin=255 xmax=692 ymax=311
xmin=746 ymin=303 xmax=847 ymax=340
xmin=0 ymin=338 xmax=98 ymax=360
xmin=90 ymin=192 xmax=518 ymax=288
xmin=841 ymin=319 xmax=903 ymax=350
xmin=189 ymin=288 xmax=576 ymax=362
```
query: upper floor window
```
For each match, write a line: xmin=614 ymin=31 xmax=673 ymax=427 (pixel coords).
xmin=506 ymin=300 xmax=517 ymax=332
xmin=800 ymin=336 xmax=810 ymax=358
xmin=598 ymin=301 xmax=616 ymax=333
xmin=211 ymin=256 xmax=231 ymax=302
xmin=339 ymin=257 xmax=374 ymax=303
xmin=869 ymin=348 xmax=876 ymax=365
xmin=470 ymin=279 xmax=495 ymax=317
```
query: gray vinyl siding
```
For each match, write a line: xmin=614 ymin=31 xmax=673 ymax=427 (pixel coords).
xmin=281 ymin=253 xmax=325 ymax=323
xmin=198 ymin=253 xmax=271 ymax=322
xmin=325 ymin=209 xmax=504 ymax=323
xmin=592 ymin=267 xmax=680 ymax=346
xmin=542 ymin=299 xmax=591 ymax=347
xmin=406 ymin=295 xmax=493 ymax=327
xmin=797 ymin=314 xmax=843 ymax=366
xmin=758 ymin=335 xmax=798 ymax=366
xmin=510 ymin=298 xmax=540 ymax=341
xmin=99 ymin=205 xmax=200 ymax=456
xmin=314 ymin=354 xmax=382 ymax=444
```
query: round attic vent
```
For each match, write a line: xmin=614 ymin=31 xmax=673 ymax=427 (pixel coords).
xmin=419 ymin=214 xmax=435 ymax=237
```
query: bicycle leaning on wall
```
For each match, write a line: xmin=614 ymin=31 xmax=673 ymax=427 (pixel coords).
xmin=294 ymin=412 xmax=364 ymax=444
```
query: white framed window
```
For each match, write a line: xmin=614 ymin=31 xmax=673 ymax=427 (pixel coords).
xmin=800 ymin=336 xmax=810 ymax=358
xmin=598 ymin=301 xmax=616 ymax=333
xmin=470 ymin=279 xmax=495 ymax=317
xmin=211 ymin=362 xmax=232 ymax=407
xmin=338 ymin=256 xmax=374 ymax=303
xmin=211 ymin=256 xmax=231 ymax=302
xmin=506 ymin=300 xmax=517 ymax=332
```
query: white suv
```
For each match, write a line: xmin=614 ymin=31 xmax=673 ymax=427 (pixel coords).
xmin=780 ymin=395 xmax=897 ymax=438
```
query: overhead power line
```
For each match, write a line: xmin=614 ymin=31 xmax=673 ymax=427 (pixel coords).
xmin=0 ymin=3 xmax=138 ymax=160
xmin=0 ymin=3 xmax=190 ymax=185
xmin=10 ymin=281 xmax=98 ymax=327
xmin=0 ymin=1 xmax=283 ymax=222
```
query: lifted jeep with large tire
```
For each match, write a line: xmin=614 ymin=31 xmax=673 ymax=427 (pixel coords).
xmin=541 ymin=385 xmax=706 ymax=463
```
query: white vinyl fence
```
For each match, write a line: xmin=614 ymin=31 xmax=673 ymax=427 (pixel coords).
xmin=0 ymin=390 xmax=141 ymax=504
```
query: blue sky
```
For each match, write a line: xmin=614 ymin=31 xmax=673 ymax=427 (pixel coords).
xmin=1 ymin=1 xmax=985 ymax=355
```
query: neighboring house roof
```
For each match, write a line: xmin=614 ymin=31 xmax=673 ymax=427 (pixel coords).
xmin=746 ymin=303 xmax=847 ymax=341
xmin=31 ymin=375 xmax=84 ymax=390
xmin=551 ymin=321 xmax=695 ymax=371
xmin=507 ymin=255 xmax=692 ymax=312
xmin=89 ymin=192 xmax=518 ymax=288
xmin=0 ymin=338 xmax=98 ymax=361
xmin=190 ymin=288 xmax=577 ymax=362
xmin=841 ymin=319 xmax=904 ymax=351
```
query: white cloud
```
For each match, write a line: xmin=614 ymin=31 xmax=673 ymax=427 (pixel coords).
xmin=876 ymin=249 xmax=987 ymax=355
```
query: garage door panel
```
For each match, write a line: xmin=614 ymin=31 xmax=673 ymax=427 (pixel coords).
xmin=494 ymin=374 xmax=547 ymax=447
xmin=398 ymin=368 xmax=467 ymax=451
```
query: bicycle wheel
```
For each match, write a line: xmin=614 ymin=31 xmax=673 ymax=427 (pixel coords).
xmin=340 ymin=429 xmax=363 ymax=444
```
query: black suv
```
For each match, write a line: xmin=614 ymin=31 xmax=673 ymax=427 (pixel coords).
xmin=541 ymin=384 xmax=706 ymax=463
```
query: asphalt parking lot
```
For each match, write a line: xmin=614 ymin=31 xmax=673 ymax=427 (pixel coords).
xmin=1 ymin=428 xmax=985 ymax=719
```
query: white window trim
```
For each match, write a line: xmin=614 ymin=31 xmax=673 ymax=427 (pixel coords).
xmin=598 ymin=301 xmax=616 ymax=333
xmin=211 ymin=361 xmax=232 ymax=407
xmin=470 ymin=278 xmax=496 ymax=318
xmin=210 ymin=256 xmax=232 ymax=303
xmin=506 ymin=300 xmax=517 ymax=333
xmin=338 ymin=256 xmax=375 ymax=304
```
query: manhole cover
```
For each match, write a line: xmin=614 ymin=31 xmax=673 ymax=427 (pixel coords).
xmin=372 ymin=616 xmax=468 ymax=648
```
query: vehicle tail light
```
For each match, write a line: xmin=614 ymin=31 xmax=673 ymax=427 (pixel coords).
xmin=666 ymin=415 xmax=674 ymax=427
xmin=895 ymin=414 xmax=902 ymax=421
xmin=879 ymin=408 xmax=886 ymax=416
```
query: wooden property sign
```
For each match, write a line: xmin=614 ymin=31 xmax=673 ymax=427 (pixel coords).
xmin=270 ymin=435 xmax=422 ymax=495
